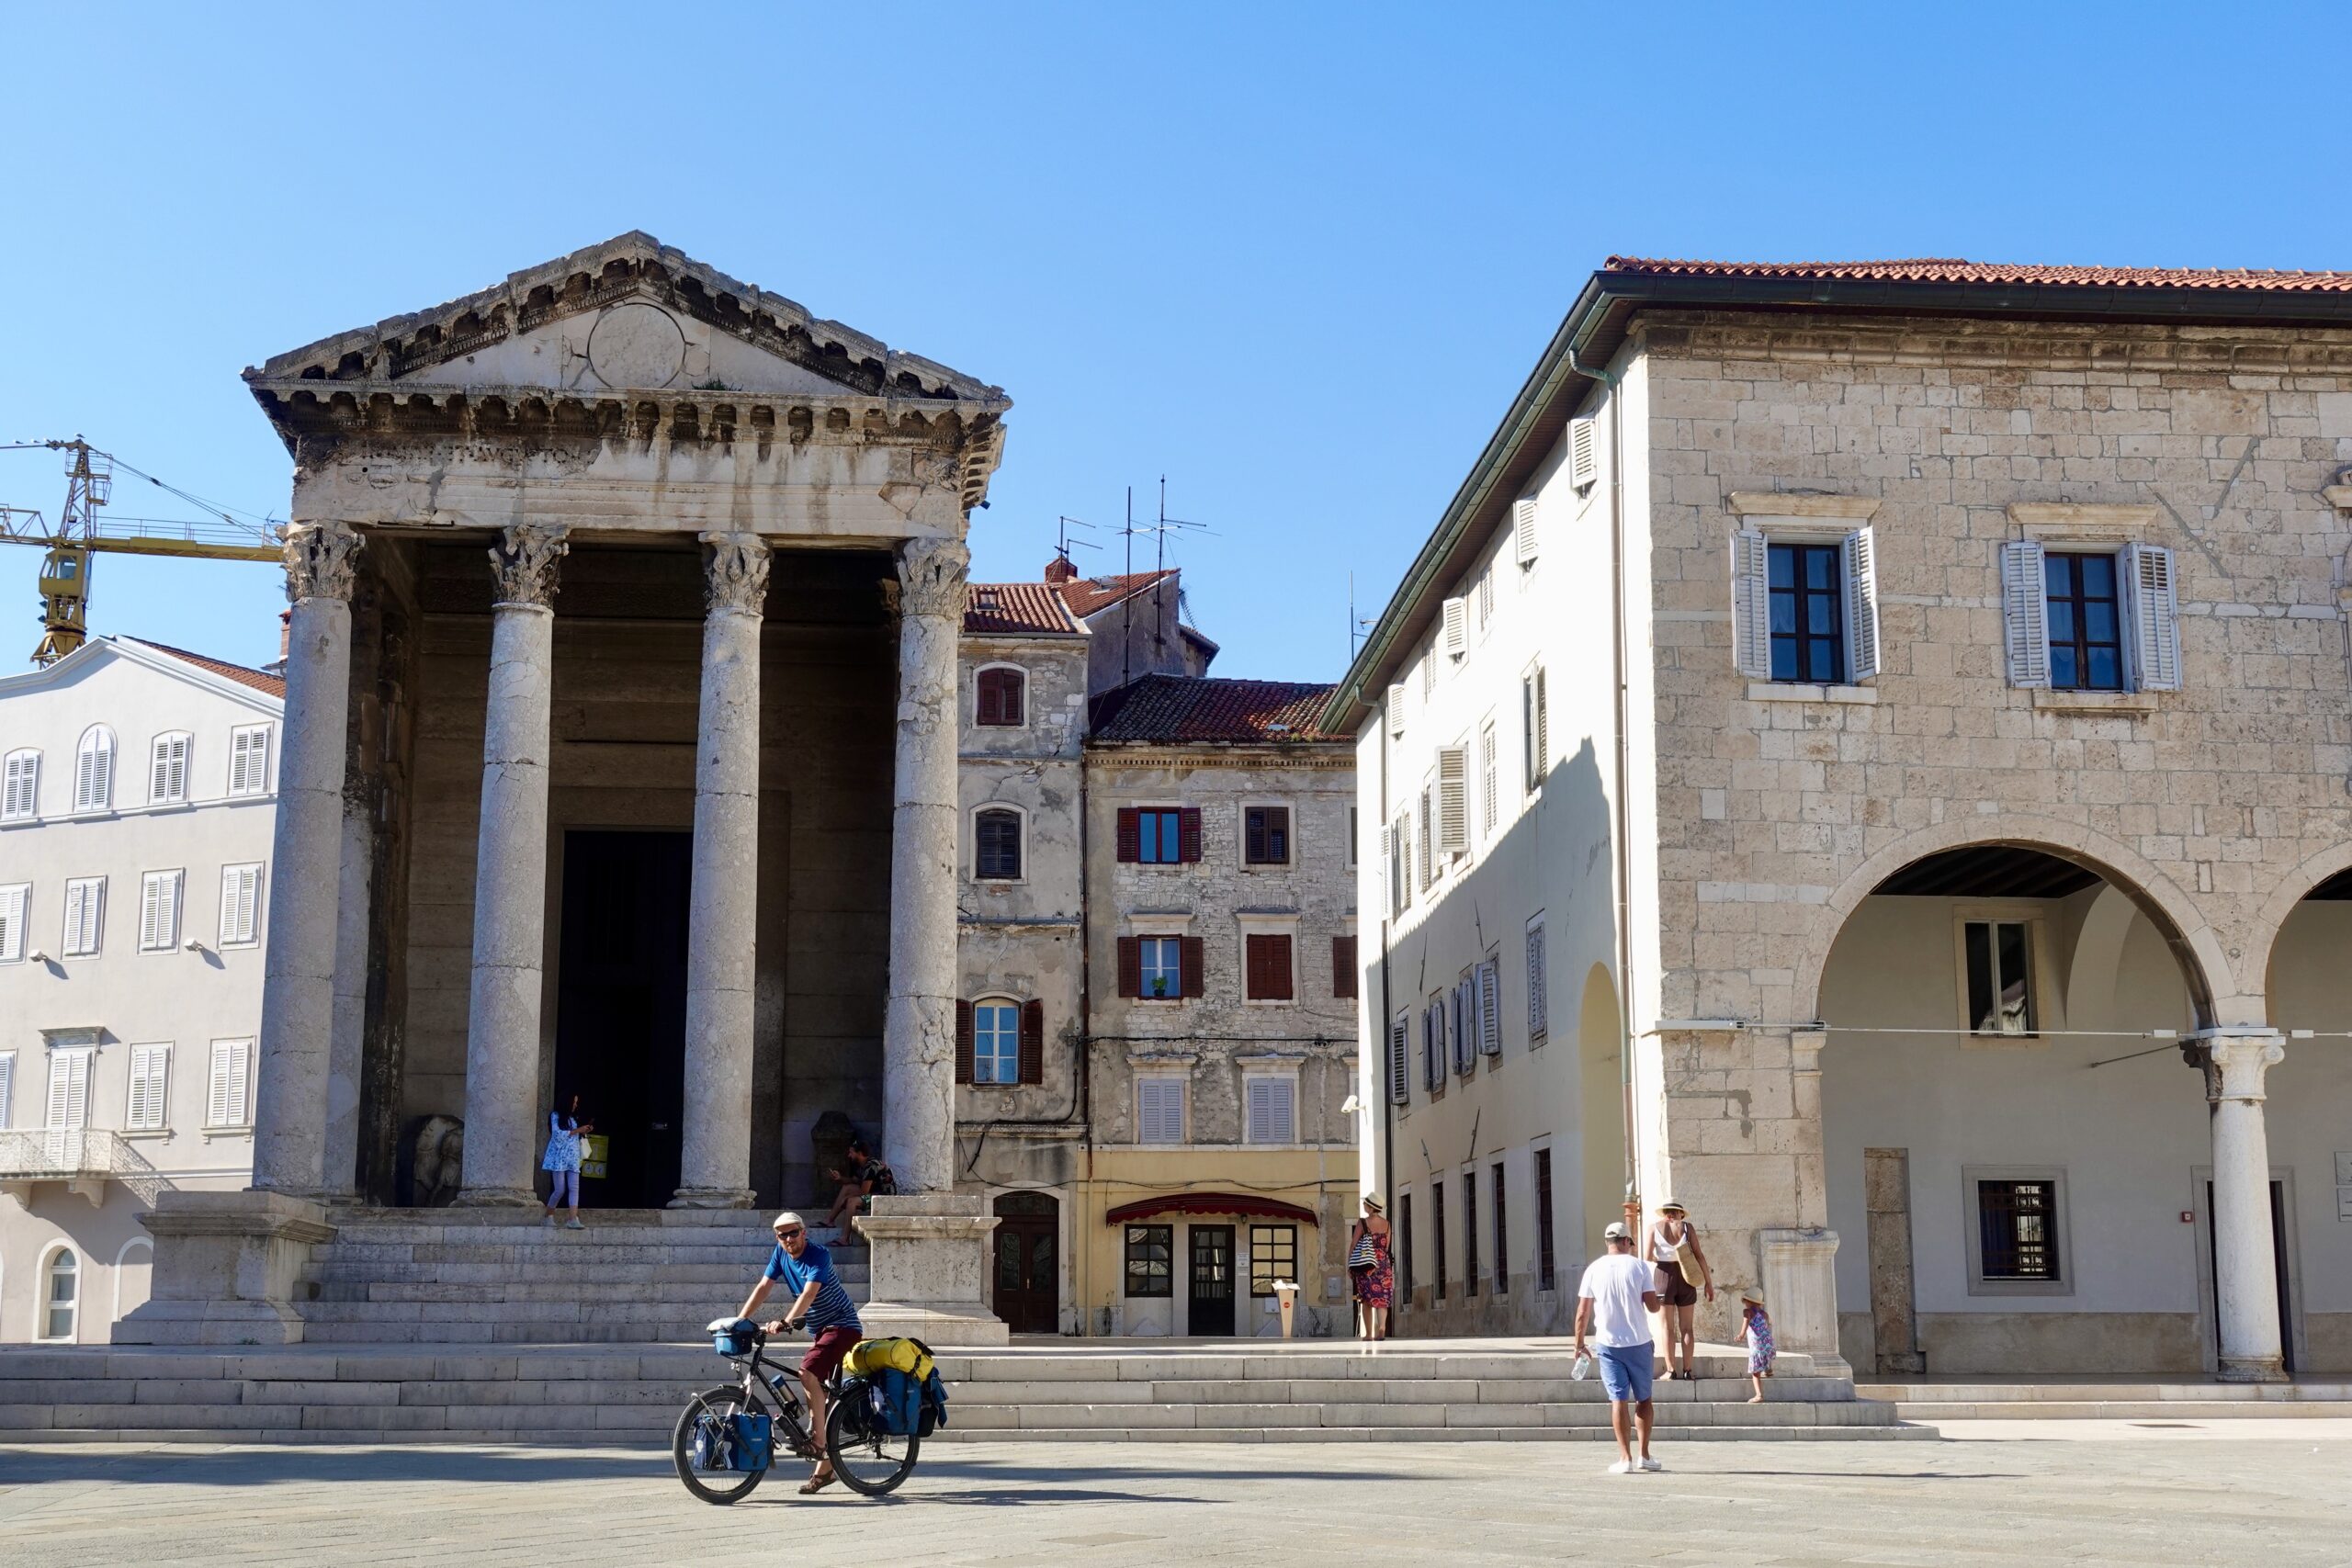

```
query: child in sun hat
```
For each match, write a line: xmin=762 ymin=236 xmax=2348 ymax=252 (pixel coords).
xmin=1739 ymin=1289 xmax=1776 ymax=1402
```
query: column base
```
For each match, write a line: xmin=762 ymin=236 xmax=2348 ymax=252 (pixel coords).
xmin=1758 ymin=1225 xmax=1850 ymax=1379
xmin=670 ymin=1186 xmax=759 ymax=1211
xmin=854 ymin=1194 xmax=1009 ymax=1347
xmin=113 ymin=1190 xmax=335 ymax=1347
xmin=2217 ymin=1355 xmax=2290 ymax=1383
xmin=451 ymin=1187 xmax=542 ymax=1209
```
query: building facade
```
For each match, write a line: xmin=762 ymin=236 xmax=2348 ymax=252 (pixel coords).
xmin=1339 ymin=257 xmax=2352 ymax=1379
xmin=0 ymin=637 xmax=281 ymax=1342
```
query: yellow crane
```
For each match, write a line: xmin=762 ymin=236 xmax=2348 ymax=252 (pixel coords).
xmin=1 ymin=438 xmax=281 ymax=666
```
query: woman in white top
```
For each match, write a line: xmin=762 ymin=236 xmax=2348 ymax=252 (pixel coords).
xmin=1645 ymin=1200 xmax=1713 ymax=1381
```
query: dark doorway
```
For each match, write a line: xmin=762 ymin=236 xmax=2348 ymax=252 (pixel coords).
xmin=1188 ymin=1224 xmax=1235 ymax=1336
xmin=553 ymin=830 xmax=691 ymax=1209
xmin=992 ymin=1191 xmax=1060 ymax=1334
xmin=2205 ymin=1179 xmax=2295 ymax=1374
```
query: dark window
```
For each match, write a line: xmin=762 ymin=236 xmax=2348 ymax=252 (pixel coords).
xmin=1462 ymin=1174 xmax=1479 ymax=1298
xmin=1491 ymin=1163 xmax=1509 ymax=1295
xmin=974 ymin=808 xmax=1022 ymax=880
xmin=2044 ymin=552 xmax=2123 ymax=692
xmin=1331 ymin=935 xmax=1357 ymax=998
xmin=1768 ymin=542 xmax=1845 ymax=683
xmin=1431 ymin=1182 xmax=1447 ymax=1302
xmin=1533 ymin=1148 xmax=1556 ymax=1292
xmin=1244 ymin=806 xmax=1291 ymax=865
xmin=975 ymin=667 xmax=1026 ymax=726
xmin=1978 ymin=1179 xmax=2061 ymax=1281
xmin=1249 ymin=1224 xmax=1296 ymax=1297
xmin=1125 ymin=1224 xmax=1172 ymax=1296
xmin=1137 ymin=808 xmax=1183 ymax=863
xmin=1963 ymin=919 xmax=2035 ymax=1035
xmin=1244 ymin=933 xmax=1295 ymax=1000
xmin=1398 ymin=1193 xmax=1416 ymax=1304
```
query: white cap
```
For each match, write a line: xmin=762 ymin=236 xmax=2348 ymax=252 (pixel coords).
xmin=772 ymin=1211 xmax=805 ymax=1232
xmin=1603 ymin=1221 xmax=1633 ymax=1242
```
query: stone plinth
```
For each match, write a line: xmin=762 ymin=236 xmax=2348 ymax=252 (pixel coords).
xmin=854 ymin=1193 xmax=1007 ymax=1346
xmin=113 ymin=1190 xmax=336 ymax=1346
xmin=1759 ymin=1225 xmax=1849 ymax=1379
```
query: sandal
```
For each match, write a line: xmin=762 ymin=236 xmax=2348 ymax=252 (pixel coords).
xmin=798 ymin=1471 xmax=836 ymax=1495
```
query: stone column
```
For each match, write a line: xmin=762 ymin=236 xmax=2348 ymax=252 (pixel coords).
xmin=456 ymin=525 xmax=569 ymax=1207
xmin=320 ymin=795 xmax=372 ymax=1201
xmin=2207 ymin=1030 xmax=2289 ymax=1382
xmin=882 ymin=535 xmax=967 ymax=1194
xmin=672 ymin=533 xmax=771 ymax=1210
xmin=251 ymin=521 xmax=365 ymax=1196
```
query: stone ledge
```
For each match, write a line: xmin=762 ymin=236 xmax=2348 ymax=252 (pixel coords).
xmin=2030 ymin=688 xmax=2157 ymax=716
xmin=2007 ymin=502 xmax=2157 ymax=538
xmin=1744 ymin=682 xmax=1877 ymax=705
xmin=1728 ymin=492 xmax=1881 ymax=521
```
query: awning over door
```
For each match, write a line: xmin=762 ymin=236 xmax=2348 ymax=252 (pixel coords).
xmin=1104 ymin=1192 xmax=1318 ymax=1226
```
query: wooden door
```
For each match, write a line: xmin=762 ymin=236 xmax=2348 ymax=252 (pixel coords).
xmin=992 ymin=1191 xmax=1059 ymax=1335
xmin=1188 ymin=1224 xmax=1236 ymax=1336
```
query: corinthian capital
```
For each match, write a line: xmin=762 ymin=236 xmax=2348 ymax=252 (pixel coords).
xmin=700 ymin=532 xmax=773 ymax=616
xmin=894 ymin=536 xmax=970 ymax=621
xmin=2205 ymin=1031 xmax=2286 ymax=1102
xmin=282 ymin=521 xmax=365 ymax=604
xmin=489 ymin=525 xmax=570 ymax=608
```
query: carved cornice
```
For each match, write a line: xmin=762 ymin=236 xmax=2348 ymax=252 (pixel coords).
xmin=488 ymin=525 xmax=570 ymax=608
xmin=282 ymin=521 xmax=365 ymax=604
xmin=897 ymin=536 xmax=971 ymax=621
xmin=700 ymin=532 xmax=772 ymax=616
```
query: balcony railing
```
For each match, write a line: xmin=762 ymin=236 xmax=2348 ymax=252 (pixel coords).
xmin=0 ymin=1129 xmax=167 ymax=1205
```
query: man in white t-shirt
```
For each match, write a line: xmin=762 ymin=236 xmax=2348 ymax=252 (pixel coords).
xmin=1574 ymin=1220 xmax=1664 ymax=1473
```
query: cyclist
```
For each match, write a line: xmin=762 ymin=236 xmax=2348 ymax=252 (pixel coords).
xmin=739 ymin=1210 xmax=863 ymax=1495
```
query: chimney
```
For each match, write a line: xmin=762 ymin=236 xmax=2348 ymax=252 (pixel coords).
xmin=1044 ymin=554 xmax=1078 ymax=584
xmin=277 ymin=609 xmax=292 ymax=665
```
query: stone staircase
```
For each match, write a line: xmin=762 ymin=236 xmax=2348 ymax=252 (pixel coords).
xmin=0 ymin=1341 xmax=1925 ymax=1445
xmin=291 ymin=1208 xmax=865 ymax=1345
xmin=1858 ymin=1378 xmax=2352 ymax=1421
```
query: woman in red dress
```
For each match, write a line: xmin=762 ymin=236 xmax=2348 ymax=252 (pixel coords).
xmin=1348 ymin=1194 xmax=1394 ymax=1341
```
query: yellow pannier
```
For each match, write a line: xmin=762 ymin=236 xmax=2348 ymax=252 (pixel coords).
xmin=843 ymin=1336 xmax=934 ymax=1383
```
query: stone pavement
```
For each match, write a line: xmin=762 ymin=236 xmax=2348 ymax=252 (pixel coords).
xmin=4 ymin=1427 xmax=2351 ymax=1566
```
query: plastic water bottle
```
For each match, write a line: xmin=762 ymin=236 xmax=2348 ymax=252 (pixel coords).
xmin=1571 ymin=1353 xmax=1593 ymax=1382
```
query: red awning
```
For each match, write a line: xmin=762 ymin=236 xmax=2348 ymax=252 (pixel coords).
xmin=1104 ymin=1192 xmax=1318 ymax=1226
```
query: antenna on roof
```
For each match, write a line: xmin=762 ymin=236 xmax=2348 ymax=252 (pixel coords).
xmin=1055 ymin=514 xmax=1100 ymax=570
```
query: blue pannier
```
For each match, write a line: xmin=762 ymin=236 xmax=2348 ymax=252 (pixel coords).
xmin=866 ymin=1368 xmax=923 ymax=1436
xmin=920 ymin=1368 xmax=949 ymax=1435
xmin=688 ymin=1410 xmax=772 ymax=1472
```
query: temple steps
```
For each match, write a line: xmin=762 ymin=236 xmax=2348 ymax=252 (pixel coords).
xmin=1858 ymin=1379 xmax=2352 ymax=1420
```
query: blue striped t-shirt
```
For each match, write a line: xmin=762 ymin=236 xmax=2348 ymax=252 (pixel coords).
xmin=763 ymin=1240 xmax=861 ymax=1334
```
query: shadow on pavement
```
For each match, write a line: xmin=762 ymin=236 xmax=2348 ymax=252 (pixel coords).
xmin=0 ymin=1449 xmax=663 ymax=1486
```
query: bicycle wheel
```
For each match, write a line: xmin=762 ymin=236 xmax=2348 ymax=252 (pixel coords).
xmin=672 ymin=1385 xmax=767 ymax=1506
xmin=825 ymin=1383 xmax=920 ymax=1496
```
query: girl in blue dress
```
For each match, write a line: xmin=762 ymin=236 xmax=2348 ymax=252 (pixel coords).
xmin=542 ymin=1092 xmax=593 ymax=1229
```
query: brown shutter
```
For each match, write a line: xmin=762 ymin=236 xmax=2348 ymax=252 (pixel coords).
xmin=1181 ymin=935 xmax=1205 ymax=998
xmin=1271 ymin=935 xmax=1294 ymax=1000
xmin=1117 ymin=936 xmax=1142 ymax=998
xmin=955 ymin=999 xmax=974 ymax=1084
xmin=1332 ymin=935 xmax=1358 ymax=998
xmin=1019 ymin=998 xmax=1045 ymax=1085
xmin=1115 ymin=807 xmax=1141 ymax=863
xmin=976 ymin=672 xmax=998 ymax=726
xmin=1178 ymin=807 xmax=1204 ymax=863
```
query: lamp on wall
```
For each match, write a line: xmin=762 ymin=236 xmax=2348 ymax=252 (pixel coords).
xmin=182 ymin=936 xmax=205 ymax=953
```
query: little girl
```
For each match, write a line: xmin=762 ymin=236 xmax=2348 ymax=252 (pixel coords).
xmin=1740 ymin=1290 xmax=1776 ymax=1402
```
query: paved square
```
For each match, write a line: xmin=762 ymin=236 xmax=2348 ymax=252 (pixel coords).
xmin=4 ymin=1428 xmax=2351 ymax=1566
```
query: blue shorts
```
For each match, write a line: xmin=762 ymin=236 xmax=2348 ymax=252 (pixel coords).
xmin=1596 ymin=1342 xmax=1655 ymax=1404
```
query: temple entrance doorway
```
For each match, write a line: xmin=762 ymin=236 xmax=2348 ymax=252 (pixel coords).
xmin=552 ymin=829 xmax=692 ymax=1209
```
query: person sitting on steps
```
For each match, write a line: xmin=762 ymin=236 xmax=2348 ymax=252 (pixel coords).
xmin=821 ymin=1136 xmax=894 ymax=1237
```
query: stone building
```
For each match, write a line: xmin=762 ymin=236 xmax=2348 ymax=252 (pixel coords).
xmin=0 ymin=637 xmax=282 ymax=1341
xmin=1336 ymin=257 xmax=2352 ymax=1380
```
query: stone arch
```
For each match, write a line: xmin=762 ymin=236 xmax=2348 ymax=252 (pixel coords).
xmin=2244 ymin=840 xmax=2352 ymax=1005
xmin=1789 ymin=815 xmax=2232 ymax=1030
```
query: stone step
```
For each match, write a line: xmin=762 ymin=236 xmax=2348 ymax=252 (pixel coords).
xmin=311 ymin=1274 xmax=867 ymax=1303
xmin=1856 ymin=1381 xmax=2352 ymax=1404
xmin=305 ymin=1261 xmax=772 ymax=1285
xmin=1884 ymin=1399 xmax=2352 ymax=1420
xmin=305 ymin=1243 xmax=823 ymax=1268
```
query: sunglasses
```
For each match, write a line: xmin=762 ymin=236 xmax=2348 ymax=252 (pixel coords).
xmin=775 ymin=1227 xmax=804 ymax=1239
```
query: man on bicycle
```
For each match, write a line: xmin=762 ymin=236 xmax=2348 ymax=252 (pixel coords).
xmin=739 ymin=1210 xmax=863 ymax=1494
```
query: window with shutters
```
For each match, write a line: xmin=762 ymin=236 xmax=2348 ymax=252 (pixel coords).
xmin=38 ymin=1247 xmax=78 ymax=1343
xmin=1347 ymin=806 xmax=1359 ymax=868
xmin=1421 ymin=998 xmax=1446 ymax=1100
xmin=1331 ymin=934 xmax=1357 ymax=999
xmin=1417 ymin=787 xmax=1434 ymax=889
xmin=219 ymin=863 xmax=263 ymax=947
xmin=1568 ymin=416 xmax=1599 ymax=492
xmin=1125 ymin=807 xmax=1192 ymax=864
xmin=1249 ymin=1224 xmax=1297 ymax=1296
xmin=1476 ymin=958 xmax=1502 ymax=1056
xmin=974 ymin=665 xmax=1026 ymax=727
xmin=62 ymin=876 xmax=104 ymax=958
xmin=149 ymin=731 xmax=192 ymax=806
xmin=207 ymin=1039 xmax=254 ymax=1129
xmin=1242 ymin=805 xmax=1291 ymax=866
xmin=1420 ymin=650 xmax=1435 ymax=698
xmin=73 ymin=725 xmax=115 ymax=812
xmin=1521 ymin=668 xmax=1547 ymax=793
xmin=227 ymin=725 xmax=271 ymax=796
xmin=2043 ymin=553 xmax=2124 ymax=691
xmin=46 ymin=1048 xmax=92 ymax=1131
xmin=1478 ymin=720 xmax=1498 ymax=837
xmin=140 ymin=869 xmax=184 ymax=953
xmin=1244 ymin=1075 xmax=1297 ymax=1145
xmin=1386 ymin=1011 xmax=1410 ymax=1107
xmin=1513 ymin=495 xmax=1540 ymax=566
xmin=1243 ymin=932 xmax=1295 ymax=1002
xmin=1731 ymin=526 xmax=1880 ymax=684
xmin=1435 ymin=747 xmax=1467 ymax=855
xmin=1768 ymin=542 xmax=1846 ymax=682
xmin=0 ymin=1051 xmax=14 ymax=1125
xmin=2 ymin=748 xmax=38 ymax=820
xmin=971 ymin=999 xmax=1021 ymax=1084
xmin=1431 ymin=1181 xmax=1448 ymax=1301
xmin=1386 ymin=682 xmax=1407 ymax=738
xmin=1389 ymin=812 xmax=1411 ymax=914
xmin=1476 ymin=568 xmax=1495 ymax=634
xmin=1397 ymin=1191 xmax=1416 ymax=1303
xmin=1491 ymin=1162 xmax=1509 ymax=1296
xmin=0 ymin=883 xmax=28 ymax=964
xmin=1451 ymin=976 xmax=1475 ymax=1077
xmin=1136 ymin=935 xmax=1183 ymax=1000
xmin=1461 ymin=1172 xmax=1478 ymax=1297
xmin=126 ymin=1043 xmax=171 ymax=1132
xmin=1999 ymin=540 xmax=2179 ymax=694
xmin=1125 ymin=1224 xmax=1173 ymax=1296
xmin=1136 ymin=1076 xmax=1186 ymax=1145
xmin=1533 ymin=1146 xmax=1557 ymax=1292
xmin=974 ymin=807 xmax=1023 ymax=881
xmin=1965 ymin=1168 xmax=2071 ymax=1295
xmin=1525 ymin=913 xmax=1549 ymax=1045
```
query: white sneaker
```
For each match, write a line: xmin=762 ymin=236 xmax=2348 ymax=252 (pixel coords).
xmin=541 ymin=1214 xmax=556 ymax=1229
xmin=564 ymin=1218 xmax=585 ymax=1231
xmin=1608 ymin=1459 xmax=1636 ymax=1474
xmin=1639 ymin=1455 xmax=1663 ymax=1472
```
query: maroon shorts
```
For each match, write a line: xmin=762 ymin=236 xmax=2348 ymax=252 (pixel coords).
xmin=800 ymin=1325 xmax=860 ymax=1382
xmin=1655 ymin=1259 xmax=1699 ymax=1308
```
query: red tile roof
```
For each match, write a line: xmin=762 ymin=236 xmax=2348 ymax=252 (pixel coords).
xmin=963 ymin=581 xmax=1083 ymax=637
xmin=1089 ymin=675 xmax=1344 ymax=744
xmin=125 ymin=638 xmax=287 ymax=699
xmin=1602 ymin=256 xmax=2352 ymax=293
xmin=1057 ymin=570 xmax=1175 ymax=620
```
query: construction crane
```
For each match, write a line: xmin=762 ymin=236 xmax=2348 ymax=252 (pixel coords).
xmin=1 ymin=438 xmax=281 ymax=666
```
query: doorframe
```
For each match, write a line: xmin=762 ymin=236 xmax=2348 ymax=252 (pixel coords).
xmin=1181 ymin=1221 xmax=1238 ymax=1337
xmin=2189 ymin=1163 xmax=2305 ymax=1375
xmin=984 ymin=1185 xmax=1067 ymax=1336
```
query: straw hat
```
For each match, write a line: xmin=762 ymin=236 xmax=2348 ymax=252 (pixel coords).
xmin=1361 ymin=1193 xmax=1385 ymax=1213
xmin=1657 ymin=1198 xmax=1689 ymax=1215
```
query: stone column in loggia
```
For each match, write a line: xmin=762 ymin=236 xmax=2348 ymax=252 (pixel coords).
xmin=2207 ymin=1030 xmax=2290 ymax=1382
xmin=456 ymin=525 xmax=569 ymax=1207
xmin=672 ymin=532 xmax=771 ymax=1210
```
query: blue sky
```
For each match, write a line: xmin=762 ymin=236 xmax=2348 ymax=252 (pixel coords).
xmin=3 ymin=3 xmax=2346 ymax=680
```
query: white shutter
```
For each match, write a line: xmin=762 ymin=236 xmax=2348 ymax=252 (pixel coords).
xmin=0 ymin=1053 xmax=13 ymax=1124
xmin=1477 ymin=569 xmax=1494 ymax=630
xmin=1385 ymin=683 xmax=1407 ymax=738
xmin=220 ymin=863 xmax=261 ymax=946
xmin=1267 ymin=1078 xmax=1296 ymax=1143
xmin=1436 ymin=747 xmax=1468 ymax=852
xmin=1478 ymin=961 xmax=1502 ymax=1055
xmin=2125 ymin=543 xmax=2182 ymax=692
xmin=48 ymin=1050 xmax=89 ymax=1130
xmin=1526 ymin=919 xmax=1549 ymax=1041
xmin=1842 ymin=526 xmax=1880 ymax=682
xmin=1422 ymin=1006 xmax=1441 ymax=1091
xmin=74 ymin=741 xmax=97 ymax=810
xmin=2 ymin=751 xmax=34 ymax=819
xmin=1442 ymin=597 xmax=1467 ymax=659
xmin=127 ymin=1044 xmax=169 ymax=1132
xmin=1569 ymin=416 xmax=1599 ymax=491
xmin=1246 ymin=1078 xmax=1272 ymax=1143
xmin=0 ymin=885 xmax=25 ymax=963
xmin=230 ymin=727 xmax=270 ymax=795
xmin=209 ymin=1040 xmax=252 ymax=1128
xmin=1514 ymin=496 xmax=1539 ymax=565
xmin=141 ymin=871 xmax=181 ymax=951
xmin=1999 ymin=539 xmax=2051 ymax=689
xmin=1479 ymin=722 xmax=1498 ymax=834
xmin=1451 ymin=983 xmax=1472 ymax=1076
xmin=1730 ymin=529 xmax=1771 ymax=678
xmin=1533 ymin=668 xmax=1548 ymax=784
xmin=63 ymin=879 xmax=101 ymax=957
xmin=1387 ymin=1015 xmax=1410 ymax=1105
xmin=151 ymin=734 xmax=189 ymax=804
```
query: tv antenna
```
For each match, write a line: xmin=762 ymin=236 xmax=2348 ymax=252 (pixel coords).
xmin=1054 ymin=514 xmax=1100 ymax=574
xmin=1116 ymin=478 xmax=1216 ymax=690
